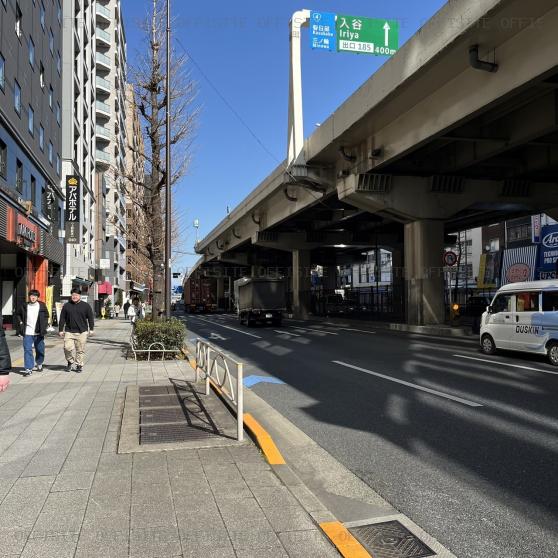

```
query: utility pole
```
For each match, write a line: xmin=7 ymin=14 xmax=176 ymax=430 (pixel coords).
xmin=164 ymin=0 xmax=172 ymax=318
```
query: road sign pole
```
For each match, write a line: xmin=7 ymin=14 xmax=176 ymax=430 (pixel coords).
xmin=287 ymin=9 xmax=310 ymax=167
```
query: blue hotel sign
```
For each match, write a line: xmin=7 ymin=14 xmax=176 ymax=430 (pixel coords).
xmin=310 ymin=11 xmax=336 ymax=51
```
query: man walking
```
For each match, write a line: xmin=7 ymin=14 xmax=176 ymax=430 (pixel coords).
xmin=58 ymin=288 xmax=94 ymax=373
xmin=16 ymin=290 xmax=49 ymax=377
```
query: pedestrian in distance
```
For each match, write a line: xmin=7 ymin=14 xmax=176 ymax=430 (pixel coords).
xmin=114 ymin=303 xmax=121 ymax=318
xmin=123 ymin=300 xmax=130 ymax=319
xmin=58 ymin=288 xmax=95 ymax=373
xmin=128 ymin=302 xmax=136 ymax=324
xmin=0 ymin=316 xmax=12 ymax=392
xmin=16 ymin=290 xmax=49 ymax=377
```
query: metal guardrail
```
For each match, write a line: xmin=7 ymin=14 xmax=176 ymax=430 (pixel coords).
xmin=128 ymin=331 xmax=181 ymax=361
xmin=195 ymin=339 xmax=244 ymax=441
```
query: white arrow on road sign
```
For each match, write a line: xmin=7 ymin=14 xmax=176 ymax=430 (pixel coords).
xmin=383 ymin=22 xmax=390 ymax=47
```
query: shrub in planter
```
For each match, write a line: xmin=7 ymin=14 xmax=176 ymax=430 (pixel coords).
xmin=133 ymin=318 xmax=186 ymax=360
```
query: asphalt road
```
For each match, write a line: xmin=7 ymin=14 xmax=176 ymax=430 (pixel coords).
xmin=183 ymin=312 xmax=558 ymax=558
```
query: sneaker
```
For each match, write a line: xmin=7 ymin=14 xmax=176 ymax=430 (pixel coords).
xmin=75 ymin=365 xmax=83 ymax=373
xmin=33 ymin=364 xmax=43 ymax=372
xmin=66 ymin=361 xmax=74 ymax=372
xmin=23 ymin=369 xmax=33 ymax=377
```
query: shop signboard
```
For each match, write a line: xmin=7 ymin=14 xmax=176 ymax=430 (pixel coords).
xmin=537 ymin=224 xmax=558 ymax=279
xmin=65 ymin=175 xmax=80 ymax=244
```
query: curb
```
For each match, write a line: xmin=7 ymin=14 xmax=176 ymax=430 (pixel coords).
xmin=184 ymin=352 xmax=373 ymax=558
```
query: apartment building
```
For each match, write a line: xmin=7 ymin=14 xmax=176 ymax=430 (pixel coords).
xmin=0 ymin=0 xmax=65 ymax=328
xmin=94 ymin=0 xmax=127 ymax=305
xmin=124 ymin=83 xmax=151 ymax=300
xmin=60 ymin=0 xmax=97 ymax=305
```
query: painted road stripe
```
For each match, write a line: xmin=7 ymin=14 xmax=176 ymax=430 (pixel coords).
xmin=243 ymin=375 xmax=285 ymax=388
xmin=340 ymin=328 xmax=376 ymax=334
xmin=274 ymin=330 xmax=301 ymax=337
xmin=320 ymin=522 xmax=372 ymax=558
xmin=290 ymin=327 xmax=338 ymax=335
xmin=453 ymin=354 xmax=558 ymax=375
xmin=333 ymin=360 xmax=483 ymax=407
xmin=190 ymin=316 xmax=263 ymax=339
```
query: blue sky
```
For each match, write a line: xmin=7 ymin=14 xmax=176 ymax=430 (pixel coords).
xmin=121 ymin=0 xmax=448 ymax=277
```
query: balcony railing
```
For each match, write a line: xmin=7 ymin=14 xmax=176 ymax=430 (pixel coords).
xmin=96 ymin=27 xmax=111 ymax=44
xmin=96 ymin=149 xmax=111 ymax=162
xmin=96 ymin=125 xmax=111 ymax=139
xmin=96 ymin=3 xmax=111 ymax=20
xmin=95 ymin=75 xmax=111 ymax=92
xmin=96 ymin=52 xmax=111 ymax=68
xmin=95 ymin=100 xmax=111 ymax=115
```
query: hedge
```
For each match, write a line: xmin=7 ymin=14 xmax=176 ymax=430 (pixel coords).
xmin=133 ymin=318 xmax=186 ymax=360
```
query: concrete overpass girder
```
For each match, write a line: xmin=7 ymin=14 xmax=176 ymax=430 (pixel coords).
xmin=337 ymin=174 xmax=558 ymax=222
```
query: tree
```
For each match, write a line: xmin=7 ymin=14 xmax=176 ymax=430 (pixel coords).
xmin=126 ymin=0 xmax=198 ymax=318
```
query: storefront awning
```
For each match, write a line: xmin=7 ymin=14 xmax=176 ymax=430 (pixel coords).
xmin=98 ymin=281 xmax=113 ymax=295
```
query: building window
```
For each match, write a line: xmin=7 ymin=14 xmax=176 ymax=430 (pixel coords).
xmin=49 ymin=29 xmax=54 ymax=54
xmin=56 ymin=102 xmax=60 ymax=125
xmin=39 ymin=125 xmax=44 ymax=151
xmin=16 ymin=159 xmax=23 ymax=193
xmin=56 ymin=52 xmax=61 ymax=75
xmin=15 ymin=3 xmax=22 ymax=38
xmin=28 ymin=37 xmax=35 ymax=67
xmin=40 ymin=2 xmax=45 ymax=30
xmin=48 ymin=85 xmax=53 ymax=109
xmin=56 ymin=154 xmax=60 ymax=176
xmin=0 ymin=140 xmax=6 ymax=178
xmin=30 ymin=175 xmax=36 ymax=206
xmin=41 ymin=185 xmax=47 ymax=213
xmin=39 ymin=62 xmax=45 ymax=88
xmin=14 ymin=80 xmax=21 ymax=114
xmin=48 ymin=141 xmax=53 ymax=165
xmin=0 ymin=53 xmax=4 ymax=91
xmin=57 ymin=1 xmax=61 ymax=24
xmin=28 ymin=105 xmax=34 ymax=135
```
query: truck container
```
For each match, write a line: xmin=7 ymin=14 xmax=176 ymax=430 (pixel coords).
xmin=184 ymin=273 xmax=217 ymax=313
xmin=235 ymin=277 xmax=286 ymax=326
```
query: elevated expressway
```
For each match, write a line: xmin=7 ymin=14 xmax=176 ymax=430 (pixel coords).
xmin=194 ymin=0 xmax=558 ymax=324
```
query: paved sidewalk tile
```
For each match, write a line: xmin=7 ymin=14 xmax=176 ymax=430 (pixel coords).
xmin=0 ymin=319 xmax=339 ymax=558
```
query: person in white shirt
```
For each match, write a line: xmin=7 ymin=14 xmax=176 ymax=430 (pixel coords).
xmin=16 ymin=290 xmax=50 ymax=377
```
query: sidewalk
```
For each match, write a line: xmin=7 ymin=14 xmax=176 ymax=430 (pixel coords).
xmin=0 ymin=318 xmax=340 ymax=558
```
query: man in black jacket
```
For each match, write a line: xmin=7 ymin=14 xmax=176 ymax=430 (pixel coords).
xmin=16 ymin=290 xmax=50 ymax=376
xmin=58 ymin=288 xmax=94 ymax=373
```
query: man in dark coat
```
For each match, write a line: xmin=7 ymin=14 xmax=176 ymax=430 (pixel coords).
xmin=16 ymin=290 xmax=50 ymax=376
xmin=0 ymin=316 xmax=12 ymax=391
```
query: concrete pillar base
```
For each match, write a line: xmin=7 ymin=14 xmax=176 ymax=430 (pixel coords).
xmin=292 ymin=249 xmax=312 ymax=319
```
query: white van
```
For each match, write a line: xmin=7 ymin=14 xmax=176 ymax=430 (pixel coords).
xmin=480 ymin=280 xmax=558 ymax=365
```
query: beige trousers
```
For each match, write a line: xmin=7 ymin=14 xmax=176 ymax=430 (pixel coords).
xmin=63 ymin=332 xmax=88 ymax=366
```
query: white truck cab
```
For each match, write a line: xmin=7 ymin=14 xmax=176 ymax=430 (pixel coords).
xmin=480 ymin=280 xmax=558 ymax=365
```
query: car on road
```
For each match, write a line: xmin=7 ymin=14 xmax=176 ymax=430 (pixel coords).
xmin=464 ymin=295 xmax=492 ymax=333
xmin=480 ymin=280 xmax=558 ymax=365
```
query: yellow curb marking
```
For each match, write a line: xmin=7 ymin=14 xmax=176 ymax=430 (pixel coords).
xmin=242 ymin=413 xmax=286 ymax=465
xmin=319 ymin=521 xmax=372 ymax=558
xmin=12 ymin=358 xmax=24 ymax=367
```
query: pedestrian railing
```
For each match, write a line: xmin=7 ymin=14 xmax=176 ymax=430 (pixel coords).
xmin=128 ymin=330 xmax=182 ymax=361
xmin=195 ymin=339 xmax=244 ymax=441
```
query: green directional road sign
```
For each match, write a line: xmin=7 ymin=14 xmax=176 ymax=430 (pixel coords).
xmin=336 ymin=15 xmax=399 ymax=56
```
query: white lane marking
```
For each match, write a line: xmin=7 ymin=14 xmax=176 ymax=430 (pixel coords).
xmin=290 ymin=327 xmax=338 ymax=335
xmin=190 ymin=316 xmax=263 ymax=339
xmin=209 ymin=332 xmax=227 ymax=341
xmin=453 ymin=354 xmax=558 ymax=375
xmin=274 ymin=330 xmax=301 ymax=337
xmin=333 ymin=360 xmax=483 ymax=407
xmin=340 ymin=328 xmax=376 ymax=334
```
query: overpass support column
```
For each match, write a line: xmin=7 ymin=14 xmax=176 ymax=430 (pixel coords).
xmin=216 ymin=277 xmax=225 ymax=310
xmin=404 ymin=220 xmax=445 ymax=325
xmin=292 ymin=249 xmax=312 ymax=319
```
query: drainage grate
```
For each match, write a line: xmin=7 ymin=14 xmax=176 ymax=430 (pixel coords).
xmin=140 ymin=407 xmax=188 ymax=424
xmin=139 ymin=395 xmax=181 ymax=408
xmin=140 ymin=423 xmax=222 ymax=444
xmin=349 ymin=521 xmax=435 ymax=558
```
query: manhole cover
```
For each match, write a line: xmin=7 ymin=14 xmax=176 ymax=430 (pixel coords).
xmin=140 ymin=408 xmax=187 ymax=424
xmin=349 ymin=521 xmax=434 ymax=558
xmin=139 ymin=395 xmax=181 ymax=408
xmin=140 ymin=423 xmax=222 ymax=444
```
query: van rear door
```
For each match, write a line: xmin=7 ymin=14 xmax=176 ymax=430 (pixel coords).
xmin=511 ymin=291 xmax=542 ymax=351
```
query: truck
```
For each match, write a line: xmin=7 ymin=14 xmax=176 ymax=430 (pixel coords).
xmin=183 ymin=273 xmax=217 ymax=313
xmin=234 ymin=277 xmax=286 ymax=326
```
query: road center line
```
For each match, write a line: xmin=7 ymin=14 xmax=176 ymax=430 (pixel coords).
xmin=340 ymin=328 xmax=376 ymax=334
xmin=290 ymin=327 xmax=338 ymax=335
xmin=190 ymin=316 xmax=263 ymax=339
xmin=453 ymin=354 xmax=558 ymax=375
xmin=333 ymin=360 xmax=483 ymax=407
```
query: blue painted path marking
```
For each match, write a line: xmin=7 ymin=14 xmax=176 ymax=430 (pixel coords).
xmin=243 ymin=375 xmax=285 ymax=388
